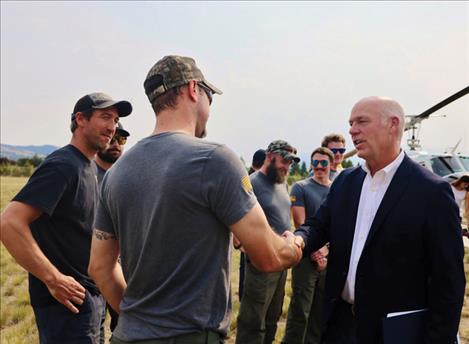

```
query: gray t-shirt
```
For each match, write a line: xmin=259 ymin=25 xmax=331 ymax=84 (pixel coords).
xmin=250 ymin=171 xmax=291 ymax=235
xmin=290 ymin=177 xmax=330 ymax=220
xmin=94 ymin=132 xmax=256 ymax=341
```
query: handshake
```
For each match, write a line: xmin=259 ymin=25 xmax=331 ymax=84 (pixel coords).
xmin=282 ymin=230 xmax=305 ymax=266
xmin=232 ymin=228 xmax=305 ymax=272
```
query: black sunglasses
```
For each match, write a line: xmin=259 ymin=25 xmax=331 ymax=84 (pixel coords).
xmin=197 ymin=82 xmax=213 ymax=105
xmin=110 ymin=135 xmax=127 ymax=146
xmin=312 ymin=159 xmax=329 ymax=167
xmin=330 ymin=148 xmax=346 ymax=154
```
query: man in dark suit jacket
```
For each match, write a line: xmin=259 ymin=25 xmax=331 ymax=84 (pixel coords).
xmin=294 ymin=96 xmax=465 ymax=344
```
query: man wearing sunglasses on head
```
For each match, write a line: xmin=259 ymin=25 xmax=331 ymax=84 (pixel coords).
xmin=321 ymin=134 xmax=346 ymax=181
xmin=94 ymin=122 xmax=130 ymax=186
xmin=283 ymin=147 xmax=334 ymax=344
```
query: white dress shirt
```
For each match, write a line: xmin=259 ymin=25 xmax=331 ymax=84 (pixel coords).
xmin=341 ymin=150 xmax=405 ymax=304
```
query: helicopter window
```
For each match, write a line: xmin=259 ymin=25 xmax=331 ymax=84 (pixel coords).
xmin=430 ymin=156 xmax=464 ymax=177
xmin=458 ymin=156 xmax=469 ymax=171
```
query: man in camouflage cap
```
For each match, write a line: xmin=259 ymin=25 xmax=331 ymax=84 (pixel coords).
xmin=88 ymin=56 xmax=303 ymax=344
xmin=236 ymin=139 xmax=299 ymax=344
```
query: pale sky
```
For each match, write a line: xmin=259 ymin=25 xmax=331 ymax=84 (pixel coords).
xmin=1 ymin=1 xmax=468 ymax=164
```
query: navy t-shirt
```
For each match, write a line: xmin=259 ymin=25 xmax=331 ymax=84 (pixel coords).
xmin=13 ymin=144 xmax=99 ymax=307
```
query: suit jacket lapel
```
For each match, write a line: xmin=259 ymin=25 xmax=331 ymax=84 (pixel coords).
xmin=363 ymin=155 xmax=413 ymax=249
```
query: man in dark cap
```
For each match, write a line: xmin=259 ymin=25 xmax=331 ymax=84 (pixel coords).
xmin=236 ymin=140 xmax=300 ymax=344
xmin=94 ymin=122 xmax=130 ymax=186
xmin=88 ymin=56 xmax=302 ymax=344
xmin=0 ymin=92 xmax=132 ymax=344
xmin=249 ymin=149 xmax=266 ymax=174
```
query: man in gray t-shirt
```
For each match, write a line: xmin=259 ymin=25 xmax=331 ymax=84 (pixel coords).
xmin=88 ymin=55 xmax=303 ymax=344
xmin=236 ymin=140 xmax=300 ymax=344
xmin=283 ymin=147 xmax=334 ymax=344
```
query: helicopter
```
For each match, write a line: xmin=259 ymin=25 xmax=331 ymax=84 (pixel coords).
xmin=344 ymin=86 xmax=469 ymax=181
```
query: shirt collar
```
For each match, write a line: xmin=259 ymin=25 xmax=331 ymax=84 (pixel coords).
xmin=361 ymin=149 xmax=405 ymax=178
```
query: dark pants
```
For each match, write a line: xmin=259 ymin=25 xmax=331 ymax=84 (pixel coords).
xmin=107 ymin=303 xmax=119 ymax=332
xmin=33 ymin=291 xmax=106 ymax=344
xmin=236 ymin=261 xmax=287 ymax=344
xmin=110 ymin=330 xmax=223 ymax=344
xmin=321 ymin=299 xmax=356 ymax=344
xmin=239 ymin=252 xmax=246 ymax=301
xmin=282 ymin=257 xmax=326 ymax=344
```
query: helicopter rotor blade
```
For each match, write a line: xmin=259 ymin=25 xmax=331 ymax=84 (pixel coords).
xmin=343 ymin=149 xmax=357 ymax=160
xmin=414 ymin=86 xmax=469 ymax=120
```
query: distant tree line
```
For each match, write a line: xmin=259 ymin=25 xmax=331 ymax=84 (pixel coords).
xmin=0 ymin=155 xmax=44 ymax=177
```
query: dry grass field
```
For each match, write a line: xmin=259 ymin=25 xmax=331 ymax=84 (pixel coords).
xmin=1 ymin=175 xmax=468 ymax=343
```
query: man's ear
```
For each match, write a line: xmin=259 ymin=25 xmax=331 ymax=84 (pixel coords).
xmin=74 ymin=112 xmax=90 ymax=128
xmin=390 ymin=115 xmax=400 ymax=132
xmin=187 ymin=80 xmax=199 ymax=103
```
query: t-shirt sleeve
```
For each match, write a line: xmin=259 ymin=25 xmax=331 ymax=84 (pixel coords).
xmin=202 ymin=145 xmax=257 ymax=227
xmin=93 ymin=176 xmax=115 ymax=234
xmin=13 ymin=162 xmax=69 ymax=216
xmin=290 ymin=183 xmax=305 ymax=207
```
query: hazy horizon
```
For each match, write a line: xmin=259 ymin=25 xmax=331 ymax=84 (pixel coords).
xmin=2 ymin=1 xmax=468 ymax=163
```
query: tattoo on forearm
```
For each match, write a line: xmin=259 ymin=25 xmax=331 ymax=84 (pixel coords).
xmin=94 ymin=230 xmax=116 ymax=240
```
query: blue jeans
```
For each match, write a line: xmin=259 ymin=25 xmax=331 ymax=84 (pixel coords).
xmin=33 ymin=291 xmax=106 ymax=344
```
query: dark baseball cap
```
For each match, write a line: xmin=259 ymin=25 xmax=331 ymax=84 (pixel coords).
xmin=72 ymin=92 xmax=132 ymax=119
xmin=144 ymin=55 xmax=222 ymax=103
xmin=267 ymin=140 xmax=300 ymax=163
xmin=116 ymin=122 xmax=130 ymax=137
xmin=252 ymin=149 xmax=266 ymax=165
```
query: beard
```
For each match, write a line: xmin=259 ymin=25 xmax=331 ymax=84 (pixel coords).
xmin=97 ymin=149 xmax=121 ymax=163
xmin=266 ymin=158 xmax=287 ymax=184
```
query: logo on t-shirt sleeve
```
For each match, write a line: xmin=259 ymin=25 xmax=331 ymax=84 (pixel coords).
xmin=241 ymin=175 xmax=253 ymax=193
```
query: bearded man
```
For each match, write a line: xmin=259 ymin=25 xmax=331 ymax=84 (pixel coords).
xmin=236 ymin=140 xmax=300 ymax=344
xmin=94 ymin=122 xmax=130 ymax=186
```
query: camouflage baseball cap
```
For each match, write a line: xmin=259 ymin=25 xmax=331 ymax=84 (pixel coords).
xmin=144 ymin=55 xmax=222 ymax=103
xmin=267 ymin=140 xmax=300 ymax=163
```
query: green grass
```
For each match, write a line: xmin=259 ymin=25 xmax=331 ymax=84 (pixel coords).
xmin=1 ymin=176 xmax=469 ymax=343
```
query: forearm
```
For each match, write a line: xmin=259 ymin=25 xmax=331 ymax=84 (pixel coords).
xmin=1 ymin=215 xmax=61 ymax=285
xmin=89 ymin=229 xmax=126 ymax=312
xmin=94 ymin=263 xmax=126 ymax=313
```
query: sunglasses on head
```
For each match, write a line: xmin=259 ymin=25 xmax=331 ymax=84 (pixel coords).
xmin=110 ymin=135 xmax=127 ymax=146
xmin=197 ymin=82 xmax=213 ymax=105
xmin=312 ymin=159 xmax=329 ymax=167
xmin=330 ymin=148 xmax=346 ymax=155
